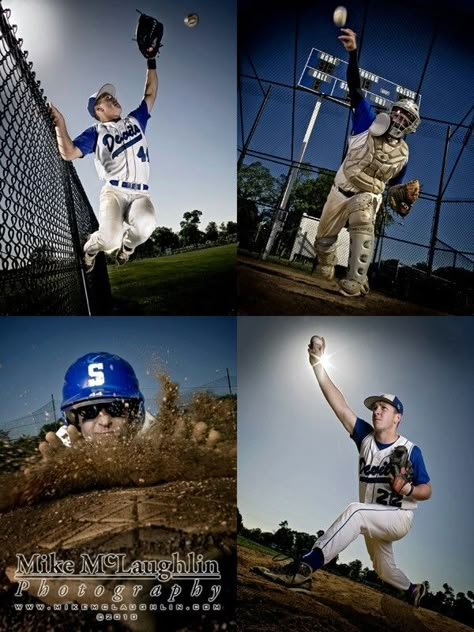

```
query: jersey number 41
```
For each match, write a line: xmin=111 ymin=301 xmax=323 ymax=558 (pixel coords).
xmin=137 ymin=146 xmax=149 ymax=162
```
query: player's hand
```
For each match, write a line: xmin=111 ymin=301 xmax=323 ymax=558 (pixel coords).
xmin=338 ymin=28 xmax=357 ymax=52
xmin=38 ymin=426 xmax=83 ymax=461
xmin=48 ymin=103 xmax=65 ymax=127
xmin=308 ymin=335 xmax=326 ymax=367
xmin=389 ymin=474 xmax=413 ymax=496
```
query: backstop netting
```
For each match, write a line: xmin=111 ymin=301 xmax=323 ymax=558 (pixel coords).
xmin=238 ymin=0 xmax=474 ymax=312
xmin=0 ymin=5 xmax=111 ymax=315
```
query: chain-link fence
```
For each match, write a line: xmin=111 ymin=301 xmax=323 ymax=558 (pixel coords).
xmin=0 ymin=5 xmax=111 ymax=314
xmin=238 ymin=0 xmax=474 ymax=312
xmin=0 ymin=374 xmax=237 ymax=440
xmin=1 ymin=400 xmax=56 ymax=440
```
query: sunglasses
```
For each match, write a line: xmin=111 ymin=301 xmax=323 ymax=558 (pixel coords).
xmin=72 ymin=400 xmax=140 ymax=422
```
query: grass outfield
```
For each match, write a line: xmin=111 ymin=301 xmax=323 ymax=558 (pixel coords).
xmin=237 ymin=535 xmax=279 ymax=557
xmin=107 ymin=243 xmax=236 ymax=315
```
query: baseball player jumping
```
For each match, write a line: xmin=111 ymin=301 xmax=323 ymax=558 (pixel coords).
xmin=49 ymin=14 xmax=163 ymax=272
xmin=314 ymin=28 xmax=421 ymax=297
xmin=253 ymin=336 xmax=431 ymax=608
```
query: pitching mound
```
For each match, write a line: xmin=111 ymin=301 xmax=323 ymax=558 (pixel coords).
xmin=238 ymin=545 xmax=470 ymax=632
xmin=238 ymin=256 xmax=445 ymax=315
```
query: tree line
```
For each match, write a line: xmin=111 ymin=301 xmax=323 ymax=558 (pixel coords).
xmin=238 ymin=161 xmax=473 ymax=288
xmin=131 ymin=209 xmax=237 ymax=261
xmin=238 ymin=511 xmax=474 ymax=627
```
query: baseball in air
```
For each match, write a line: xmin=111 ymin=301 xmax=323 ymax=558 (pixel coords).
xmin=184 ymin=13 xmax=199 ymax=28
xmin=333 ymin=6 xmax=347 ymax=27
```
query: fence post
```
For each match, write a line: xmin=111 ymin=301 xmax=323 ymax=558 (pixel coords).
xmin=428 ymin=125 xmax=451 ymax=275
xmin=238 ymin=85 xmax=272 ymax=171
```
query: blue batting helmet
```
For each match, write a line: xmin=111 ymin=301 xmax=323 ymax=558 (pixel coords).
xmin=61 ymin=352 xmax=145 ymax=418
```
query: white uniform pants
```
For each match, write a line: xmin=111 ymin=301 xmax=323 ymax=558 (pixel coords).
xmin=84 ymin=185 xmax=157 ymax=256
xmin=314 ymin=502 xmax=414 ymax=590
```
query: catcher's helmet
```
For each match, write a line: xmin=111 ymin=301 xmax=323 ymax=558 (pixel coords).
xmin=61 ymin=352 xmax=145 ymax=422
xmin=388 ymin=99 xmax=420 ymax=138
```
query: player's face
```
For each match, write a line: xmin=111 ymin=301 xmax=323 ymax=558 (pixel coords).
xmin=72 ymin=400 xmax=138 ymax=442
xmin=390 ymin=108 xmax=415 ymax=132
xmin=371 ymin=401 xmax=400 ymax=430
xmin=95 ymin=93 xmax=122 ymax=121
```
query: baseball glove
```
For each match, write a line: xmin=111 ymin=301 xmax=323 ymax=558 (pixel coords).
xmin=388 ymin=446 xmax=414 ymax=495
xmin=387 ymin=179 xmax=420 ymax=217
xmin=136 ymin=12 xmax=164 ymax=58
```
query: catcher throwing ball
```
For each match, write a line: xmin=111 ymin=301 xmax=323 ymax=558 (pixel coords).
xmin=314 ymin=28 xmax=421 ymax=297
xmin=49 ymin=13 xmax=164 ymax=272
xmin=253 ymin=336 xmax=431 ymax=608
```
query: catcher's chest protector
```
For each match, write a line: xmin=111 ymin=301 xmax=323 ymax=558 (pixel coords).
xmin=358 ymin=435 xmax=418 ymax=509
xmin=343 ymin=135 xmax=409 ymax=194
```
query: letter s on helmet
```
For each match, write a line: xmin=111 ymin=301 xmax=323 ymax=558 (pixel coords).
xmin=61 ymin=352 xmax=145 ymax=423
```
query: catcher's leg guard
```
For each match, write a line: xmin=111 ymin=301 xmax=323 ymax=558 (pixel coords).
xmin=314 ymin=235 xmax=338 ymax=280
xmin=339 ymin=193 xmax=378 ymax=297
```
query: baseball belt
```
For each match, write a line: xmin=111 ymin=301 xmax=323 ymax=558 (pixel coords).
xmin=109 ymin=180 xmax=149 ymax=191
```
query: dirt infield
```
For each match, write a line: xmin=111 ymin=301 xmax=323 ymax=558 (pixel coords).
xmin=238 ymin=256 xmax=445 ymax=315
xmin=237 ymin=545 xmax=471 ymax=632
xmin=0 ymin=479 xmax=236 ymax=631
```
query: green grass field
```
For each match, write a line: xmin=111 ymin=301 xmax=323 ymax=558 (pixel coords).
xmin=107 ymin=243 xmax=236 ymax=315
xmin=237 ymin=535 xmax=278 ymax=557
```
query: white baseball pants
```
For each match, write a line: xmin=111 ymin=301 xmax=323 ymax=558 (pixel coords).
xmin=314 ymin=502 xmax=414 ymax=590
xmin=84 ymin=185 xmax=157 ymax=256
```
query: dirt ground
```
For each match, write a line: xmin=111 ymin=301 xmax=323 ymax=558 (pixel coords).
xmin=0 ymin=478 xmax=236 ymax=632
xmin=238 ymin=256 xmax=446 ymax=315
xmin=237 ymin=545 xmax=471 ymax=632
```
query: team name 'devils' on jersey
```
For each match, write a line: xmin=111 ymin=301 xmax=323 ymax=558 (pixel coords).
xmin=73 ymin=101 xmax=151 ymax=186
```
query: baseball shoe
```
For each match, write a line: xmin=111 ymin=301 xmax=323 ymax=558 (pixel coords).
xmin=116 ymin=247 xmax=133 ymax=266
xmin=408 ymin=583 xmax=427 ymax=608
xmin=338 ymin=278 xmax=370 ymax=297
xmin=83 ymin=252 xmax=97 ymax=274
xmin=251 ymin=560 xmax=313 ymax=592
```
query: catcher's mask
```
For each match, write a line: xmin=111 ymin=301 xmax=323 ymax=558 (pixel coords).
xmin=61 ymin=352 xmax=145 ymax=428
xmin=388 ymin=99 xmax=420 ymax=138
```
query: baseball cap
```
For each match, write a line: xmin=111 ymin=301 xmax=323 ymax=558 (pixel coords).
xmin=87 ymin=83 xmax=116 ymax=118
xmin=364 ymin=394 xmax=404 ymax=415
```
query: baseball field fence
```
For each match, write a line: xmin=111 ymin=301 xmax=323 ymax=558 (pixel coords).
xmin=238 ymin=0 xmax=474 ymax=313
xmin=0 ymin=374 xmax=237 ymax=440
xmin=0 ymin=5 xmax=111 ymax=315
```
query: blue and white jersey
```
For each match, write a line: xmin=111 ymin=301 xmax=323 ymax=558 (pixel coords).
xmin=351 ymin=418 xmax=430 ymax=510
xmin=334 ymin=98 xmax=408 ymax=194
xmin=73 ymin=101 xmax=151 ymax=186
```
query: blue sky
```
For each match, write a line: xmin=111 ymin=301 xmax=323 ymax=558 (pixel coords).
xmin=238 ymin=316 xmax=474 ymax=596
xmin=8 ymin=0 xmax=236 ymax=233
xmin=238 ymin=0 xmax=473 ymax=262
xmin=0 ymin=316 xmax=236 ymax=432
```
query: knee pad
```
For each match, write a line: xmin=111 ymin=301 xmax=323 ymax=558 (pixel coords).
xmin=347 ymin=193 xmax=377 ymax=231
